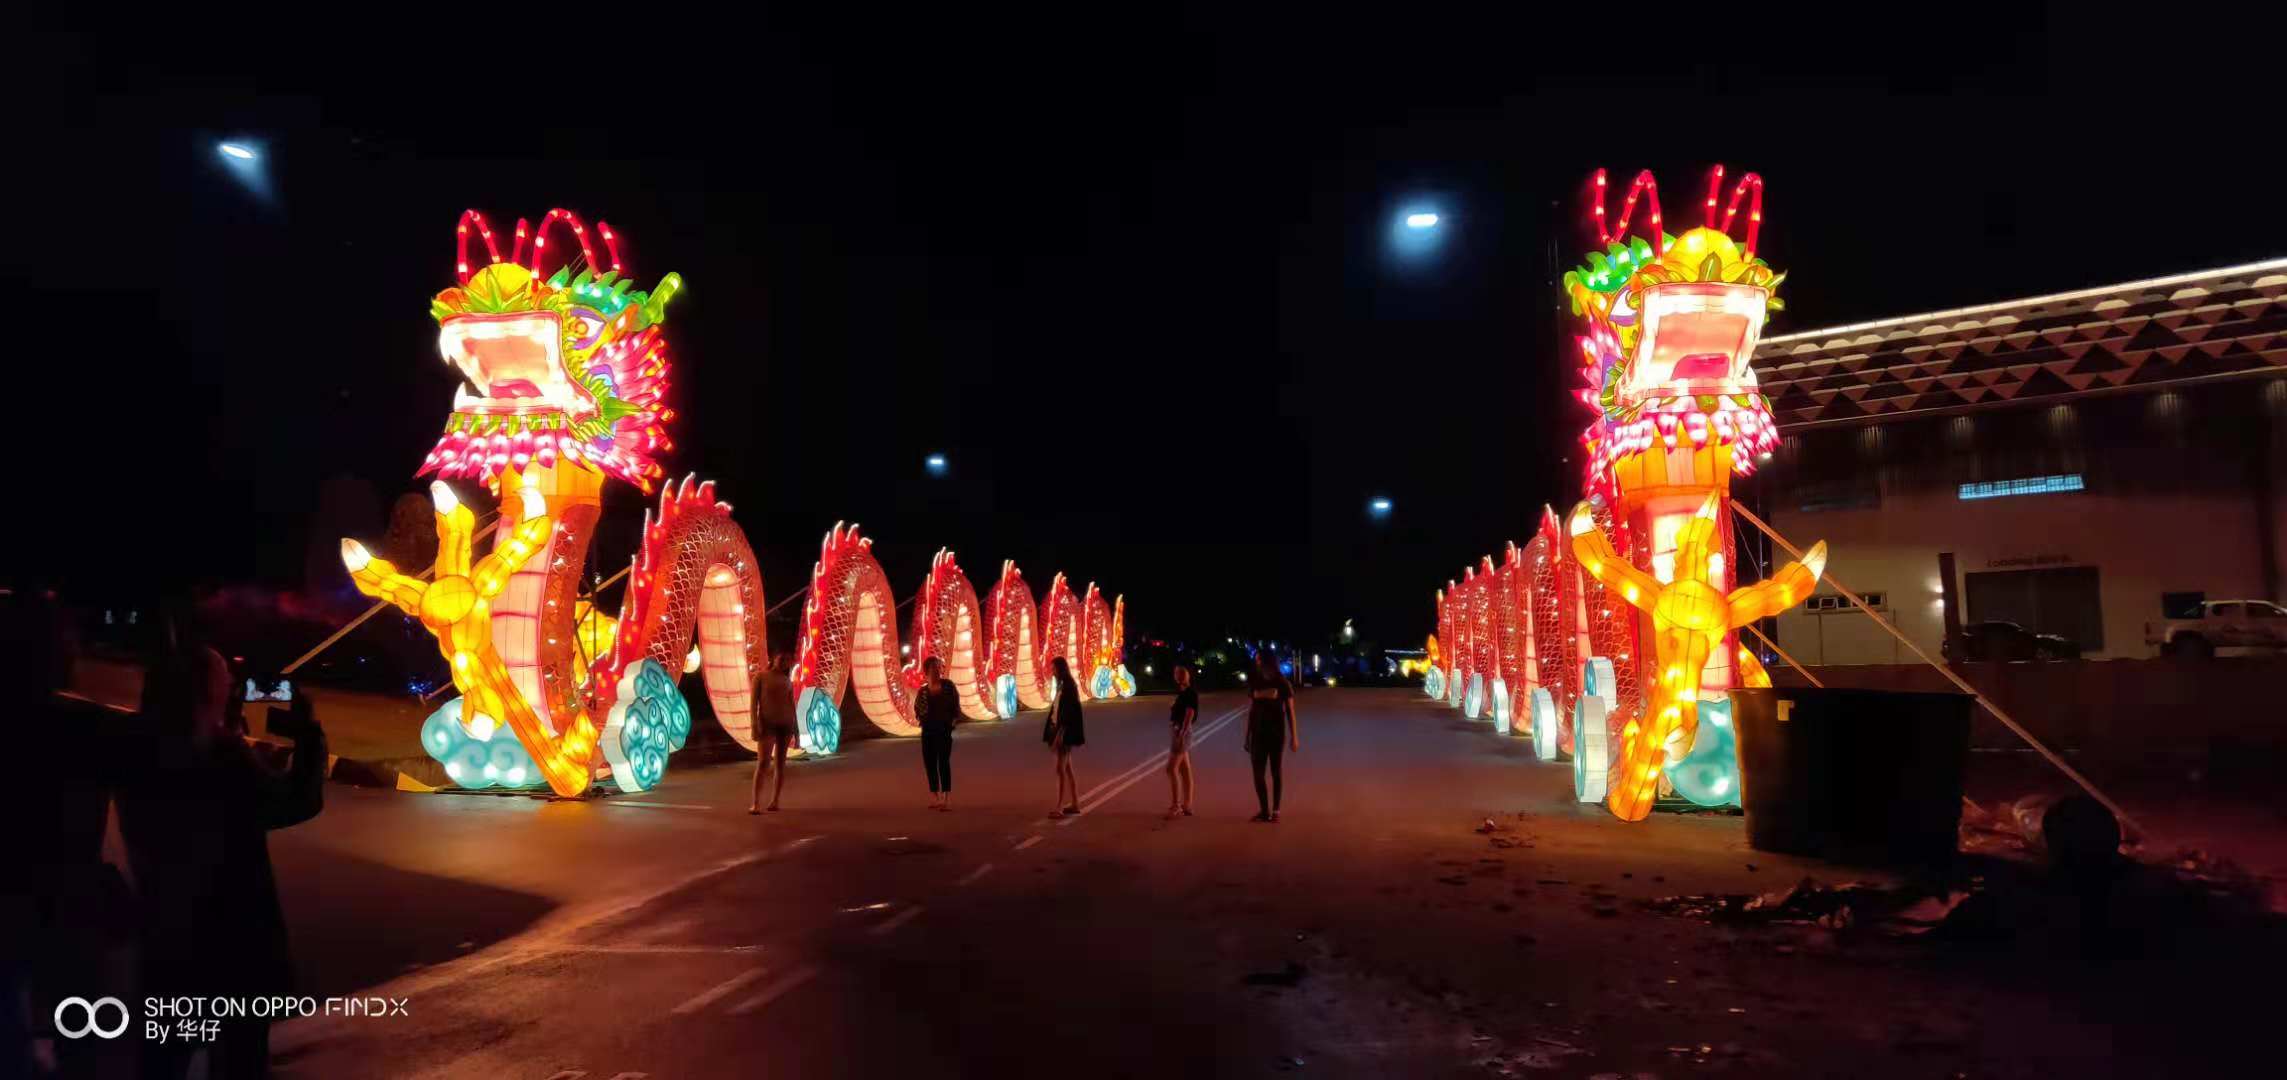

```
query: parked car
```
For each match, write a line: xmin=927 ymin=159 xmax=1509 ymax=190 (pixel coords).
xmin=2145 ymin=599 xmax=2287 ymax=658
xmin=1941 ymin=620 xmax=2081 ymax=662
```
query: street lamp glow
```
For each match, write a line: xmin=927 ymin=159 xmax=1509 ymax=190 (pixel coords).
xmin=1369 ymin=496 xmax=1393 ymax=516
xmin=924 ymin=453 xmax=948 ymax=475
xmin=218 ymin=142 xmax=258 ymax=161
xmin=1404 ymin=212 xmax=1440 ymax=229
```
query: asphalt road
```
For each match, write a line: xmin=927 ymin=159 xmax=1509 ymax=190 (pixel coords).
xmin=250 ymin=688 xmax=2275 ymax=1078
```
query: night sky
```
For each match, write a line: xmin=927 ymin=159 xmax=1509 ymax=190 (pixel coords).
xmin=17 ymin=14 xmax=2281 ymax=649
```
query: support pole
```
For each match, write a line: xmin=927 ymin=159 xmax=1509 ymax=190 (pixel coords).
xmin=281 ymin=512 xmax=500 ymax=676
xmin=1728 ymin=500 xmax=2146 ymax=839
xmin=1742 ymin=622 xmax=1824 ymax=688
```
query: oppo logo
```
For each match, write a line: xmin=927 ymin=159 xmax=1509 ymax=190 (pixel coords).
xmin=54 ymin=996 xmax=131 ymax=1040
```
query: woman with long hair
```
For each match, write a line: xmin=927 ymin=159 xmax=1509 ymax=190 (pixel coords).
xmin=1244 ymin=651 xmax=1299 ymax=822
xmin=1165 ymin=665 xmax=1197 ymax=818
xmin=916 ymin=656 xmax=959 ymax=811
xmin=1045 ymin=656 xmax=1086 ymax=817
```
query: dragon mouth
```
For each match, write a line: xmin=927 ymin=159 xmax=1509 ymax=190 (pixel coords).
xmin=439 ymin=312 xmax=588 ymax=417
xmin=1628 ymin=282 xmax=1768 ymax=404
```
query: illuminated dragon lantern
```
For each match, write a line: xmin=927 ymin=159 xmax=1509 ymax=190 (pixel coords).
xmin=1429 ymin=167 xmax=1828 ymax=822
xmin=342 ymin=210 xmax=1133 ymax=798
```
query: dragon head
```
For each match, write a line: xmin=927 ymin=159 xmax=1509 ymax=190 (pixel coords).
xmin=1564 ymin=168 xmax=1784 ymax=494
xmin=420 ymin=209 xmax=683 ymax=493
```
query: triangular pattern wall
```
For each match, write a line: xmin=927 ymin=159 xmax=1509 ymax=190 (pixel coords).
xmin=1750 ymin=266 xmax=2287 ymax=429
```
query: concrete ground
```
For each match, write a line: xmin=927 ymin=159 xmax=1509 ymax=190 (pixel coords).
xmin=85 ymin=688 xmax=2281 ymax=1077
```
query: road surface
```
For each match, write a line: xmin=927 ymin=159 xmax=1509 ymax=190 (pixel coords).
xmin=239 ymin=689 xmax=2271 ymax=1077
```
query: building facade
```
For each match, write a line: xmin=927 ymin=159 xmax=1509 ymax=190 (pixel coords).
xmin=1749 ymin=259 xmax=2287 ymax=662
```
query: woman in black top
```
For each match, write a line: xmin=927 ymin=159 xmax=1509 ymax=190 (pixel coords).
xmin=916 ymin=657 xmax=959 ymax=811
xmin=1245 ymin=652 xmax=1300 ymax=822
xmin=1165 ymin=666 xmax=1198 ymax=818
xmin=1046 ymin=657 xmax=1085 ymax=817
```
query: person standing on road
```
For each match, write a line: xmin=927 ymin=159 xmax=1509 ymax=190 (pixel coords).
xmin=1046 ymin=657 xmax=1086 ymax=817
xmin=1244 ymin=651 xmax=1299 ymax=823
xmin=917 ymin=656 xmax=959 ymax=810
xmin=120 ymin=607 xmax=327 ymax=1080
xmin=749 ymin=651 xmax=797 ymax=814
xmin=1165 ymin=665 xmax=1198 ymax=818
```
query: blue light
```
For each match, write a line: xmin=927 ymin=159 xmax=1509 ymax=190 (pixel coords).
xmin=1390 ymin=204 xmax=1449 ymax=260
xmin=1369 ymin=496 xmax=1393 ymax=516
xmin=214 ymin=139 xmax=273 ymax=201
xmin=1958 ymin=474 xmax=2084 ymax=501
xmin=924 ymin=453 xmax=949 ymax=475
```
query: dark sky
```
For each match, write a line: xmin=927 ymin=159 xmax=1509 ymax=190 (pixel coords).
xmin=15 ymin=12 xmax=2283 ymax=648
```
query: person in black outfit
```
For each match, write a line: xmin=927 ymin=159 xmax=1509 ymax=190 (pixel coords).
xmin=1046 ymin=657 xmax=1085 ymax=817
xmin=119 ymin=620 xmax=326 ymax=1080
xmin=1165 ymin=665 xmax=1198 ymax=818
xmin=1245 ymin=652 xmax=1299 ymax=822
xmin=916 ymin=657 xmax=959 ymax=811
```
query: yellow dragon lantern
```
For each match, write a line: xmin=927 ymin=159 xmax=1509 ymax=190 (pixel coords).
xmin=1562 ymin=165 xmax=1829 ymax=821
xmin=1429 ymin=166 xmax=1831 ymax=822
xmin=341 ymin=209 xmax=1134 ymax=797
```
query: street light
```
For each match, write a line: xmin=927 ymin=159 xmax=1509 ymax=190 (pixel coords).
xmin=215 ymin=139 xmax=273 ymax=201
xmin=1391 ymin=204 xmax=1447 ymax=261
xmin=924 ymin=453 xmax=948 ymax=476
xmin=1369 ymin=496 xmax=1393 ymax=517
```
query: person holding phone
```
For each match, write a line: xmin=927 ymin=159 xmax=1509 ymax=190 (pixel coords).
xmin=119 ymin=608 xmax=328 ymax=1079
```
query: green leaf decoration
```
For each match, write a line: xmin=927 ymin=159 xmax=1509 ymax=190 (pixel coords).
xmin=1698 ymin=253 xmax=1725 ymax=281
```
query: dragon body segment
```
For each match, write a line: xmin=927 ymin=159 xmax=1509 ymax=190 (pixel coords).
xmin=344 ymin=209 xmax=1130 ymax=797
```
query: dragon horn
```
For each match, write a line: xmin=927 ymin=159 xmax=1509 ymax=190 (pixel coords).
xmin=455 ymin=210 xmax=503 ymax=284
xmin=596 ymin=220 xmax=624 ymax=274
xmin=526 ymin=209 xmax=601 ymax=280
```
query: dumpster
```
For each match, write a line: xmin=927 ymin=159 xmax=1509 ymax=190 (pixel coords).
xmin=1729 ymin=686 xmax=1973 ymax=865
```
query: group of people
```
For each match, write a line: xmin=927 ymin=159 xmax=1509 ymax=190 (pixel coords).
xmin=747 ymin=650 xmax=1303 ymax=821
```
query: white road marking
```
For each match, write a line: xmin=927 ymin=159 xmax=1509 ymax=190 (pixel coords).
xmin=867 ymin=905 xmax=926 ymax=937
xmin=956 ymin=862 xmax=994 ymax=886
xmin=278 ymin=835 xmax=824 ymax=1053
xmin=1058 ymin=707 xmax=1243 ymax=825
xmin=728 ymin=965 xmax=819 ymax=1015
xmin=672 ymin=967 xmax=771 ymax=1014
xmin=1077 ymin=704 xmax=1243 ymax=805
xmin=557 ymin=944 xmax=759 ymax=955
xmin=1013 ymin=835 xmax=1044 ymax=851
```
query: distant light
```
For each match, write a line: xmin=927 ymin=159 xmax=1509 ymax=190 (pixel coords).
xmin=1369 ymin=496 xmax=1393 ymax=516
xmin=218 ymin=142 xmax=258 ymax=160
xmin=924 ymin=453 xmax=948 ymax=475
xmin=1404 ymin=212 xmax=1440 ymax=229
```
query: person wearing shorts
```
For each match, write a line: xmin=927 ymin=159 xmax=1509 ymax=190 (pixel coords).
xmin=1165 ymin=666 xmax=1198 ymax=818
xmin=749 ymin=652 xmax=797 ymax=813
